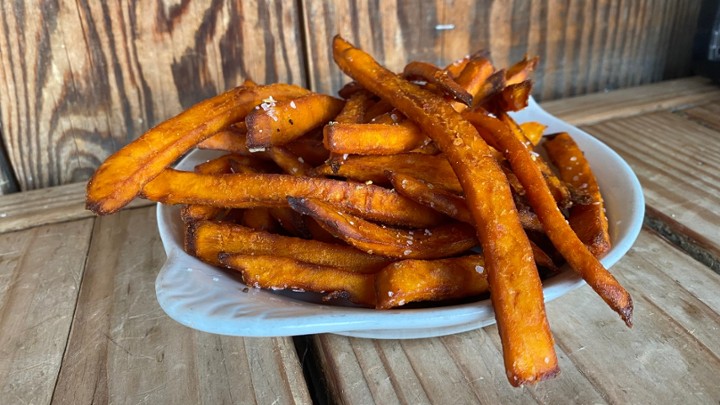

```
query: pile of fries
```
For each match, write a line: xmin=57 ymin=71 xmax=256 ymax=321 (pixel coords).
xmin=86 ymin=35 xmax=632 ymax=386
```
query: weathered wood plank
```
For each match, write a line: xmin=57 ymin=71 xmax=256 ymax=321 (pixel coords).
xmin=677 ymin=101 xmax=720 ymax=131
xmin=0 ymin=0 xmax=306 ymax=191
xmin=0 ymin=181 xmax=152 ymax=234
xmin=0 ymin=219 xmax=93 ymax=404
xmin=52 ymin=207 xmax=311 ymax=404
xmin=312 ymin=230 xmax=720 ymax=403
xmin=542 ymin=77 xmax=720 ymax=126
xmin=544 ymin=230 xmax=720 ymax=403
xmin=582 ymin=111 xmax=720 ymax=263
xmin=302 ymin=0 xmax=701 ymax=98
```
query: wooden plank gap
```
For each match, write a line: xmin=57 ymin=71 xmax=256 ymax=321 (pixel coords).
xmin=0 ymin=128 xmax=20 ymax=194
xmin=295 ymin=0 xmax=314 ymax=92
xmin=293 ymin=336 xmax=332 ymax=405
xmin=644 ymin=206 xmax=720 ymax=274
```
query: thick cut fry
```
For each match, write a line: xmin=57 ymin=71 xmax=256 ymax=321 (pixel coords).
xmin=506 ymin=56 xmax=539 ymax=86
xmin=324 ymin=121 xmax=429 ymax=155
xmin=403 ymin=61 xmax=474 ymax=105
xmin=289 ymin=197 xmax=476 ymax=259
xmin=266 ymin=146 xmax=312 ymax=176
xmin=181 ymin=154 xmax=241 ymax=223
xmin=246 ymin=93 xmax=345 ymax=148
xmin=333 ymin=35 xmax=558 ymax=385
xmin=186 ymin=220 xmax=390 ymax=272
xmin=375 ymin=255 xmax=489 ymax=309
xmin=314 ymin=154 xmax=462 ymax=192
xmin=484 ymin=80 xmax=533 ymax=113
xmin=220 ymin=254 xmax=376 ymax=307
xmin=543 ymin=132 xmax=611 ymax=257
xmin=283 ymin=133 xmax=330 ymax=167
xmin=197 ymin=128 xmax=253 ymax=154
xmin=451 ymin=57 xmax=495 ymax=111
xmin=519 ymin=122 xmax=547 ymax=146
xmin=464 ymin=110 xmax=632 ymax=326
xmin=143 ymin=169 xmax=445 ymax=228
xmin=86 ymin=83 xmax=309 ymax=214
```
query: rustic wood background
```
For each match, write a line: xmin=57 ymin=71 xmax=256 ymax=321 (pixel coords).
xmin=0 ymin=0 xmax=702 ymax=194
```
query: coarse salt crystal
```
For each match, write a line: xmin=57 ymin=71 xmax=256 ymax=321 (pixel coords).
xmin=403 ymin=249 xmax=412 ymax=255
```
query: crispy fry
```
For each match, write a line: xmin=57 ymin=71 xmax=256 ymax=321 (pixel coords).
xmin=323 ymin=121 xmax=429 ymax=155
xmin=375 ymin=255 xmax=489 ymax=309
xmin=266 ymin=146 xmax=312 ymax=176
xmin=463 ymin=110 xmax=632 ymax=326
xmin=86 ymin=83 xmax=309 ymax=214
xmin=186 ymin=220 xmax=390 ymax=272
xmin=506 ymin=56 xmax=539 ymax=86
xmin=484 ymin=80 xmax=533 ymax=113
xmin=543 ymin=132 xmax=611 ymax=257
xmin=314 ymin=154 xmax=462 ymax=192
xmin=451 ymin=57 xmax=495 ymax=111
xmin=332 ymin=35 xmax=558 ymax=385
xmin=180 ymin=154 xmax=242 ymax=223
xmin=197 ymin=128 xmax=252 ymax=154
xmin=519 ymin=121 xmax=547 ymax=146
xmin=288 ymin=197 xmax=476 ymax=259
xmin=403 ymin=61 xmax=473 ymax=105
xmin=269 ymin=207 xmax=312 ymax=238
xmin=143 ymin=169 xmax=445 ymax=228
xmin=241 ymin=208 xmax=279 ymax=232
xmin=246 ymin=93 xmax=345 ymax=148
xmin=220 ymin=254 xmax=376 ymax=307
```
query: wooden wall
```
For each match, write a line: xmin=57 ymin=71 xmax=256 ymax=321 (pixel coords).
xmin=0 ymin=0 xmax=702 ymax=194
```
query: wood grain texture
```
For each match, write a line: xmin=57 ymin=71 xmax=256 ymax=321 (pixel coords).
xmin=0 ymin=219 xmax=93 ymax=404
xmin=302 ymin=0 xmax=701 ymax=98
xmin=581 ymin=111 xmax=720 ymax=262
xmin=0 ymin=0 xmax=307 ymax=191
xmin=52 ymin=207 xmax=311 ymax=404
xmin=0 ymin=181 xmax=153 ymax=234
xmin=312 ymin=231 xmax=720 ymax=403
xmin=542 ymin=76 xmax=720 ymax=126
xmin=677 ymin=101 xmax=720 ymax=132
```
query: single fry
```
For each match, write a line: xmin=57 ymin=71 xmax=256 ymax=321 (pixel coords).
xmin=266 ymin=146 xmax=312 ymax=176
xmin=506 ymin=56 xmax=539 ymax=86
xmin=403 ymin=61 xmax=474 ymax=105
xmin=143 ymin=169 xmax=445 ymax=228
xmin=375 ymin=255 xmax=489 ymax=309
xmin=519 ymin=121 xmax=547 ymax=146
xmin=220 ymin=254 xmax=376 ymax=307
xmin=86 ymin=83 xmax=309 ymax=214
xmin=463 ymin=110 xmax=633 ymax=326
xmin=288 ymin=197 xmax=477 ymax=260
xmin=543 ymin=132 xmax=611 ymax=257
xmin=186 ymin=220 xmax=390 ymax=272
xmin=314 ymin=153 xmax=462 ymax=192
xmin=246 ymin=93 xmax=345 ymax=148
xmin=333 ymin=35 xmax=558 ymax=386
xmin=323 ymin=121 xmax=428 ymax=155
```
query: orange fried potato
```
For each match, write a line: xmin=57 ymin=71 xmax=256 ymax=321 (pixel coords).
xmin=143 ymin=169 xmax=445 ymax=228
xmin=313 ymin=153 xmax=462 ymax=192
xmin=506 ymin=56 xmax=539 ymax=86
xmin=333 ymin=35 xmax=558 ymax=386
xmin=266 ymin=146 xmax=312 ymax=176
xmin=323 ymin=121 xmax=428 ymax=155
xmin=186 ymin=220 xmax=390 ymax=272
xmin=86 ymin=83 xmax=309 ymax=214
xmin=246 ymin=93 xmax=345 ymax=148
xmin=464 ymin=110 xmax=632 ymax=327
xmin=288 ymin=197 xmax=476 ymax=260
xmin=220 ymin=254 xmax=376 ymax=307
xmin=451 ymin=56 xmax=495 ymax=111
xmin=241 ymin=208 xmax=279 ymax=233
xmin=403 ymin=61 xmax=473 ymax=105
xmin=519 ymin=121 xmax=547 ymax=146
xmin=543 ymin=132 xmax=611 ymax=257
xmin=375 ymin=255 xmax=489 ymax=309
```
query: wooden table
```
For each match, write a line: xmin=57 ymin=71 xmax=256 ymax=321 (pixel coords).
xmin=1 ymin=77 xmax=719 ymax=404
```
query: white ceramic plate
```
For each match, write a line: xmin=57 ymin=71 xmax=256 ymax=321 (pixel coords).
xmin=155 ymin=98 xmax=644 ymax=339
